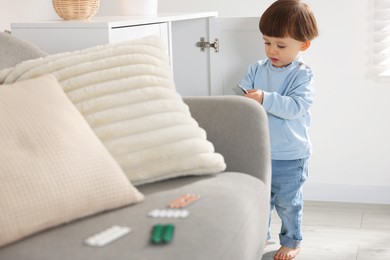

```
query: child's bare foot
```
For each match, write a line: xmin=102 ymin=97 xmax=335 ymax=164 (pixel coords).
xmin=274 ymin=246 xmax=300 ymax=260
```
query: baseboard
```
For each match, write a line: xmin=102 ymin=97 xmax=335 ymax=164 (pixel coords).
xmin=303 ymin=182 xmax=390 ymax=205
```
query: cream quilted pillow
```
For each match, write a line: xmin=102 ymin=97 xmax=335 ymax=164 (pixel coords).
xmin=0 ymin=36 xmax=226 ymax=185
xmin=0 ymin=74 xmax=144 ymax=248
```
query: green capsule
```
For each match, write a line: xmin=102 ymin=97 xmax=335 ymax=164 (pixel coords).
xmin=162 ymin=224 xmax=175 ymax=243
xmin=151 ymin=224 xmax=164 ymax=244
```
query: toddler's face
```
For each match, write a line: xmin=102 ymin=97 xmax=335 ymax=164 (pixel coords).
xmin=263 ymin=35 xmax=308 ymax=68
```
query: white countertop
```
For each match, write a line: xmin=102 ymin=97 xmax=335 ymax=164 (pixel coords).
xmin=11 ymin=12 xmax=218 ymax=29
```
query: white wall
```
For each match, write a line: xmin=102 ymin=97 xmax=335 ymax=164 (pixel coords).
xmin=302 ymin=0 xmax=390 ymax=204
xmin=0 ymin=0 xmax=57 ymax=30
xmin=1 ymin=0 xmax=389 ymax=204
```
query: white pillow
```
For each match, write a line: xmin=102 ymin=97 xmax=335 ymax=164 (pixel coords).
xmin=0 ymin=74 xmax=144 ymax=248
xmin=0 ymin=36 xmax=226 ymax=185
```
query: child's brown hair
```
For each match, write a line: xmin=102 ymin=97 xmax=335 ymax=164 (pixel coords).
xmin=259 ymin=0 xmax=319 ymax=42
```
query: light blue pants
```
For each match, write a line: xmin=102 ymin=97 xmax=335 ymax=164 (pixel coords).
xmin=268 ymin=158 xmax=309 ymax=249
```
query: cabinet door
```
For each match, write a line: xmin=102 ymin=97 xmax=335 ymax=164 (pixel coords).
xmin=170 ymin=18 xmax=213 ymax=96
xmin=216 ymin=17 xmax=265 ymax=95
xmin=171 ymin=17 xmax=264 ymax=96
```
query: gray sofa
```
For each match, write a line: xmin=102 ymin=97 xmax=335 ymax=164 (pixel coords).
xmin=0 ymin=32 xmax=271 ymax=260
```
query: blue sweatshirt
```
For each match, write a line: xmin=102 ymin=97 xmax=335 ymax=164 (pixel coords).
xmin=240 ymin=59 xmax=314 ymax=160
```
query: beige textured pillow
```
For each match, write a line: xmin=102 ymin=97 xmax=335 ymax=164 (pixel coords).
xmin=0 ymin=36 xmax=226 ymax=185
xmin=0 ymin=74 xmax=144 ymax=248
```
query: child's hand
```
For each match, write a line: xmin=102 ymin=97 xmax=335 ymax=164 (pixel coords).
xmin=245 ymin=89 xmax=264 ymax=104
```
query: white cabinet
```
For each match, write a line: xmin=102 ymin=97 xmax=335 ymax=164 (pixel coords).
xmin=168 ymin=17 xmax=265 ymax=96
xmin=11 ymin=14 xmax=264 ymax=96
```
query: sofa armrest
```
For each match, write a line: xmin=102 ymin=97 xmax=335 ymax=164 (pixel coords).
xmin=183 ymin=96 xmax=271 ymax=186
xmin=0 ymin=32 xmax=48 ymax=70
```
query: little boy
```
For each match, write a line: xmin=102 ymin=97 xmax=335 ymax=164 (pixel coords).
xmin=239 ymin=0 xmax=319 ymax=259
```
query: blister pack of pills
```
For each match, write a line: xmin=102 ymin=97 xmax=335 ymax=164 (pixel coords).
xmin=150 ymin=224 xmax=175 ymax=244
xmin=168 ymin=193 xmax=200 ymax=208
xmin=84 ymin=225 xmax=131 ymax=247
xmin=147 ymin=209 xmax=189 ymax=218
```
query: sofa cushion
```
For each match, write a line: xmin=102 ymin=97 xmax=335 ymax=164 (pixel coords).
xmin=0 ymin=172 xmax=269 ymax=260
xmin=0 ymin=74 xmax=144 ymax=248
xmin=0 ymin=36 xmax=226 ymax=185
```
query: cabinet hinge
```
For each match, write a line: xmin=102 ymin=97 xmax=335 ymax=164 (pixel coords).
xmin=196 ymin=37 xmax=219 ymax=53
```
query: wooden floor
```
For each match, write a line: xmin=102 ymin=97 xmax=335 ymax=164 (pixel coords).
xmin=262 ymin=201 xmax=390 ymax=260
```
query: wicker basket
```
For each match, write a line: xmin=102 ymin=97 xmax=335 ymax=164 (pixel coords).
xmin=53 ymin=0 xmax=100 ymax=20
